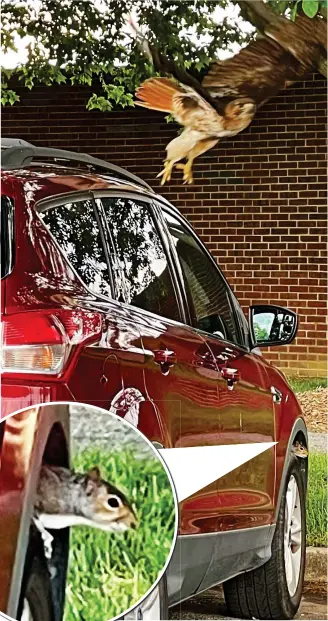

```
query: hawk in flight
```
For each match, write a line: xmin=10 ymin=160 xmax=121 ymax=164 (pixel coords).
xmin=133 ymin=3 xmax=326 ymax=184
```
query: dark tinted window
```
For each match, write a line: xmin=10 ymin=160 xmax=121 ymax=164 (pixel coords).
xmin=1 ymin=196 xmax=15 ymax=279
xmin=164 ymin=211 xmax=237 ymax=343
xmin=41 ymin=199 xmax=111 ymax=297
xmin=97 ymin=197 xmax=181 ymax=322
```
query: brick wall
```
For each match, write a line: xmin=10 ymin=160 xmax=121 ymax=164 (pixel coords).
xmin=2 ymin=74 xmax=327 ymax=376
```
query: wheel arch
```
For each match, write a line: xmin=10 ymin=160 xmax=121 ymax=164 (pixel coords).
xmin=274 ymin=417 xmax=308 ymax=523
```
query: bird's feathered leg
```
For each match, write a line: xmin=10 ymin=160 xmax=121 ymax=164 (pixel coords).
xmin=176 ymin=137 xmax=219 ymax=184
xmin=156 ymin=128 xmax=201 ymax=185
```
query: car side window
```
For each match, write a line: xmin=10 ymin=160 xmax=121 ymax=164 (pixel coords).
xmin=164 ymin=211 xmax=238 ymax=344
xmin=96 ymin=197 xmax=181 ymax=322
xmin=40 ymin=199 xmax=112 ymax=297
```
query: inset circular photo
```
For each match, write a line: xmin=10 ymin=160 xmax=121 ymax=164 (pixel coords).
xmin=0 ymin=403 xmax=178 ymax=621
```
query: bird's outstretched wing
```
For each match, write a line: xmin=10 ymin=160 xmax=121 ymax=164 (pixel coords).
xmin=202 ymin=34 xmax=318 ymax=107
xmin=136 ymin=77 xmax=222 ymax=128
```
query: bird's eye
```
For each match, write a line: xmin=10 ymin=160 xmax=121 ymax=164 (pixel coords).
xmin=107 ymin=496 xmax=120 ymax=508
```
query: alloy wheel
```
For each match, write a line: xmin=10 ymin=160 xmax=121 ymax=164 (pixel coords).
xmin=284 ymin=474 xmax=303 ymax=597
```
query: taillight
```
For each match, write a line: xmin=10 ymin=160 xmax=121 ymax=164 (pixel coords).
xmin=1 ymin=309 xmax=102 ymax=376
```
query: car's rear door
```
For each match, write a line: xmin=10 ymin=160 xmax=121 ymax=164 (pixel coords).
xmin=37 ymin=194 xmax=146 ymax=415
xmin=162 ymin=208 xmax=276 ymax=529
xmin=95 ymin=194 xmax=223 ymax=537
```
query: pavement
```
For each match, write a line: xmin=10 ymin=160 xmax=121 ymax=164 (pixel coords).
xmin=308 ymin=431 xmax=327 ymax=453
xmin=170 ymin=584 xmax=327 ymax=620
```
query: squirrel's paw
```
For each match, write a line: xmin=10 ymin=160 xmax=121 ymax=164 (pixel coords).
xmin=33 ymin=516 xmax=54 ymax=559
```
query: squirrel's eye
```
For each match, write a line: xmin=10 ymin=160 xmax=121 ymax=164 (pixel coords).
xmin=108 ymin=496 xmax=120 ymax=508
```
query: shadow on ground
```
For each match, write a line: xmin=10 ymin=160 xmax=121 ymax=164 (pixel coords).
xmin=170 ymin=584 xmax=327 ymax=620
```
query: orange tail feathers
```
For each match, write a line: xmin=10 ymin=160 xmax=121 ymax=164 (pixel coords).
xmin=135 ymin=77 xmax=181 ymax=113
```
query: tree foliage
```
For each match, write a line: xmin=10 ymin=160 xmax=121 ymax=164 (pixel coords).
xmin=1 ymin=0 xmax=326 ymax=108
xmin=254 ymin=323 xmax=270 ymax=341
xmin=268 ymin=0 xmax=327 ymax=19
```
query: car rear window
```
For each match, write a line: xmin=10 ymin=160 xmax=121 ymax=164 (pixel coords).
xmin=40 ymin=199 xmax=113 ymax=298
xmin=1 ymin=195 xmax=15 ymax=279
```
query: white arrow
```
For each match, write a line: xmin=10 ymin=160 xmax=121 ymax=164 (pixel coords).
xmin=159 ymin=442 xmax=276 ymax=502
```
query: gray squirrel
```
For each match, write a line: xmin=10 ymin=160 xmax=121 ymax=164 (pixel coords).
xmin=34 ymin=465 xmax=137 ymax=557
xmin=291 ymin=441 xmax=308 ymax=459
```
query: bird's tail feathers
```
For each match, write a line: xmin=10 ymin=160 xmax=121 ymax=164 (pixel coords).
xmin=135 ymin=77 xmax=181 ymax=113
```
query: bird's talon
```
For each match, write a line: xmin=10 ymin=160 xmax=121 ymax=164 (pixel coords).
xmin=157 ymin=161 xmax=174 ymax=185
xmin=176 ymin=162 xmax=194 ymax=185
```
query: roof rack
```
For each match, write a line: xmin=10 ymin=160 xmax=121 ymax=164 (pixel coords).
xmin=1 ymin=137 xmax=152 ymax=191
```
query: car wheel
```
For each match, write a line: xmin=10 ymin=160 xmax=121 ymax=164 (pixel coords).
xmin=18 ymin=526 xmax=55 ymax=621
xmin=122 ymin=575 xmax=169 ymax=620
xmin=223 ymin=455 xmax=306 ymax=620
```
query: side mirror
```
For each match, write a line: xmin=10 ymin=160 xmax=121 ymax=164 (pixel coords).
xmin=249 ymin=305 xmax=298 ymax=348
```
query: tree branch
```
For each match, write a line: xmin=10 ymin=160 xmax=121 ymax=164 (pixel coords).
xmin=237 ymin=0 xmax=283 ymax=30
xmin=237 ymin=0 xmax=327 ymax=78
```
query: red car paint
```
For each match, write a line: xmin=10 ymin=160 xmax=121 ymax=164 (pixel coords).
xmin=1 ymin=165 xmax=305 ymax=541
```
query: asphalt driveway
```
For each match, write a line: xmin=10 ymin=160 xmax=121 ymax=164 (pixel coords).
xmin=170 ymin=584 xmax=327 ymax=620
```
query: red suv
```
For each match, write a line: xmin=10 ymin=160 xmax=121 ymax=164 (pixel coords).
xmin=1 ymin=138 xmax=308 ymax=620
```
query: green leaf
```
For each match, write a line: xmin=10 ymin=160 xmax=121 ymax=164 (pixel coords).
xmin=24 ymin=76 xmax=34 ymax=90
xmin=291 ymin=0 xmax=300 ymax=19
xmin=276 ymin=0 xmax=289 ymax=12
xmin=302 ymin=0 xmax=319 ymax=16
xmin=1 ymin=89 xmax=20 ymax=106
xmin=86 ymin=94 xmax=112 ymax=112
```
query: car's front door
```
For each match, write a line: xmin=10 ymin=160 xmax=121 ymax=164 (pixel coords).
xmin=96 ymin=194 xmax=224 ymax=537
xmin=162 ymin=208 xmax=276 ymax=530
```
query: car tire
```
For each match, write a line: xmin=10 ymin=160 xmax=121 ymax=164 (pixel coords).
xmin=17 ymin=526 xmax=55 ymax=621
xmin=122 ymin=575 xmax=169 ymax=620
xmin=223 ymin=455 xmax=306 ymax=620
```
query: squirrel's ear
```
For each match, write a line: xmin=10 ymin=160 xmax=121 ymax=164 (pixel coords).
xmin=88 ymin=467 xmax=101 ymax=482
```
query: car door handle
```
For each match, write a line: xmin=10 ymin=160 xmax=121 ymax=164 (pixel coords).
xmin=153 ymin=349 xmax=177 ymax=375
xmin=220 ymin=366 xmax=240 ymax=390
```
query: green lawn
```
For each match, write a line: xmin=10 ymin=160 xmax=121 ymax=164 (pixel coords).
xmin=288 ymin=377 xmax=327 ymax=393
xmin=64 ymin=447 xmax=176 ymax=621
xmin=307 ymin=452 xmax=327 ymax=547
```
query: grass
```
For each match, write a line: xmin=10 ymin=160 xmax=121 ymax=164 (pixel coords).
xmin=307 ymin=452 xmax=327 ymax=547
xmin=64 ymin=447 xmax=176 ymax=621
xmin=288 ymin=377 xmax=327 ymax=393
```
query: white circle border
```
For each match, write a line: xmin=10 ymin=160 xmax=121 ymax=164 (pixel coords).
xmin=0 ymin=401 xmax=179 ymax=621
